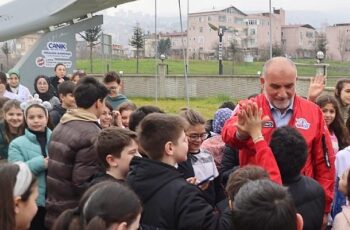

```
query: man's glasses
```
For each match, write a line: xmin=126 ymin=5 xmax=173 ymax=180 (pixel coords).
xmin=187 ymin=133 xmax=209 ymax=141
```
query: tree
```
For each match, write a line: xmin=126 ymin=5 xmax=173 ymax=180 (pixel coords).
xmin=130 ymin=23 xmax=144 ymax=74
xmin=79 ymin=25 xmax=102 ymax=73
xmin=337 ymin=30 xmax=349 ymax=61
xmin=228 ymin=39 xmax=240 ymax=74
xmin=158 ymin=38 xmax=171 ymax=57
xmin=315 ymin=32 xmax=327 ymax=56
xmin=1 ymin=42 xmax=10 ymax=69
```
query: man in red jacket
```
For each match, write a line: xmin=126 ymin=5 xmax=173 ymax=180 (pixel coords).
xmin=222 ymin=57 xmax=335 ymax=227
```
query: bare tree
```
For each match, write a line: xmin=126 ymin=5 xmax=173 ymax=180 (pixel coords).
xmin=1 ymin=42 xmax=10 ymax=69
xmin=337 ymin=29 xmax=349 ymax=61
xmin=79 ymin=26 xmax=102 ymax=73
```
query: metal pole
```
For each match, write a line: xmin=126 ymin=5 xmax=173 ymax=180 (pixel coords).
xmin=178 ymin=0 xmax=190 ymax=107
xmin=269 ymin=0 xmax=272 ymax=59
xmin=154 ymin=0 xmax=158 ymax=103
xmin=218 ymin=29 xmax=223 ymax=75
xmin=186 ymin=0 xmax=189 ymax=74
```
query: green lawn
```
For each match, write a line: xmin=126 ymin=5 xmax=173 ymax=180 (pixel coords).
xmin=129 ymin=96 xmax=236 ymax=120
xmin=77 ymin=58 xmax=350 ymax=77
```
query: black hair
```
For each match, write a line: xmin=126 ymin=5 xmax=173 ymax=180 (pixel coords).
xmin=103 ymin=71 xmax=121 ymax=84
xmin=219 ymin=101 xmax=236 ymax=110
xmin=128 ymin=105 xmax=164 ymax=131
xmin=232 ymin=179 xmax=297 ymax=230
xmin=335 ymin=78 xmax=350 ymax=106
xmin=270 ymin=126 xmax=307 ymax=181
xmin=54 ymin=63 xmax=66 ymax=72
xmin=74 ymin=76 xmax=109 ymax=109
xmin=58 ymin=81 xmax=75 ymax=96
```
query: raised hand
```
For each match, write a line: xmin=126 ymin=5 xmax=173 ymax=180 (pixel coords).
xmin=307 ymin=75 xmax=326 ymax=102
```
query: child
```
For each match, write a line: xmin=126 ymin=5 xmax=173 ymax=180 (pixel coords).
xmin=316 ymin=95 xmax=350 ymax=153
xmin=127 ymin=113 xmax=221 ymax=229
xmin=8 ymin=97 xmax=52 ymax=230
xmin=0 ymin=99 xmax=25 ymax=161
xmin=52 ymin=181 xmax=141 ymax=230
xmin=92 ymin=127 xmax=139 ymax=184
xmin=49 ymin=81 xmax=76 ymax=127
xmin=128 ymin=105 xmax=163 ymax=131
xmin=178 ymin=108 xmax=222 ymax=205
xmin=83 ymin=182 xmax=142 ymax=230
xmin=316 ymin=95 xmax=350 ymax=219
xmin=332 ymin=168 xmax=350 ymax=229
xmin=99 ymin=102 xmax=113 ymax=129
xmin=334 ymin=78 xmax=350 ymax=122
xmin=103 ymin=71 xmax=128 ymax=109
xmin=118 ymin=101 xmax=137 ymax=128
xmin=0 ymin=162 xmax=38 ymax=230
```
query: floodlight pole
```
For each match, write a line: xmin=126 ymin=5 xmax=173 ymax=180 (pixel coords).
xmin=218 ymin=27 xmax=224 ymax=75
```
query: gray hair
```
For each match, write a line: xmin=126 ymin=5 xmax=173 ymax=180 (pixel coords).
xmin=262 ymin=57 xmax=297 ymax=79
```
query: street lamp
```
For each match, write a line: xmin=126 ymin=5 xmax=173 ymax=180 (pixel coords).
xmin=160 ymin=54 xmax=166 ymax=63
xmin=315 ymin=51 xmax=327 ymax=76
xmin=209 ymin=23 xmax=225 ymax=75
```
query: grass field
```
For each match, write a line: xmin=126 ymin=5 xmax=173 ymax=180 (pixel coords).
xmin=77 ymin=58 xmax=350 ymax=76
xmin=129 ymin=95 xmax=236 ymax=120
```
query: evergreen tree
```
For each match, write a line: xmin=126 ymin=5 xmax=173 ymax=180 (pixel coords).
xmin=130 ymin=23 xmax=144 ymax=74
xmin=1 ymin=42 xmax=10 ymax=69
xmin=158 ymin=38 xmax=171 ymax=56
xmin=79 ymin=25 xmax=102 ymax=73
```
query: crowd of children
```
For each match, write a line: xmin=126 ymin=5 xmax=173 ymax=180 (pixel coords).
xmin=1 ymin=60 xmax=350 ymax=230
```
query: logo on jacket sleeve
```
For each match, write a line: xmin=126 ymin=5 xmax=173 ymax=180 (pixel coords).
xmin=295 ymin=118 xmax=310 ymax=130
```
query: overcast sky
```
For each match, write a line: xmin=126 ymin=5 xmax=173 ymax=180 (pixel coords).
xmin=105 ymin=0 xmax=350 ymax=17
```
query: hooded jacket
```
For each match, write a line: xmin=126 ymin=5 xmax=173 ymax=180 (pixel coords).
xmin=222 ymin=94 xmax=335 ymax=213
xmin=105 ymin=94 xmax=128 ymax=109
xmin=127 ymin=156 xmax=220 ymax=230
xmin=45 ymin=108 xmax=102 ymax=228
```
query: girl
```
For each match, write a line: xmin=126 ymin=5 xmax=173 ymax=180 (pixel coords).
xmin=8 ymin=100 xmax=52 ymax=230
xmin=99 ymin=102 xmax=113 ymax=129
xmin=316 ymin=95 xmax=350 ymax=153
xmin=335 ymin=78 xmax=350 ymax=123
xmin=332 ymin=168 xmax=350 ymax=229
xmin=0 ymin=162 xmax=38 ymax=230
xmin=34 ymin=75 xmax=60 ymax=109
xmin=52 ymin=182 xmax=142 ymax=230
xmin=316 ymin=95 xmax=350 ymax=220
xmin=0 ymin=99 xmax=25 ymax=161
xmin=178 ymin=108 xmax=222 ymax=205
xmin=70 ymin=70 xmax=86 ymax=85
xmin=118 ymin=102 xmax=137 ymax=129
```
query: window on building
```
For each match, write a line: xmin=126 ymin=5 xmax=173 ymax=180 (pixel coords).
xmin=219 ymin=15 xmax=227 ymax=22
xmin=199 ymin=27 xmax=203 ymax=33
xmin=250 ymin=29 xmax=256 ymax=35
xmin=199 ymin=17 xmax=202 ymax=22
xmin=208 ymin=16 xmax=211 ymax=21
xmin=235 ymin=18 xmax=243 ymax=25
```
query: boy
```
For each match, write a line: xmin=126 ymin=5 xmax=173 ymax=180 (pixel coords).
xmin=49 ymin=81 xmax=76 ymax=127
xmin=46 ymin=76 xmax=109 ymax=228
xmin=93 ymin=127 xmax=139 ymax=184
xmin=127 ymin=113 xmax=222 ymax=229
xmin=103 ymin=71 xmax=128 ymax=109
xmin=232 ymin=179 xmax=304 ymax=230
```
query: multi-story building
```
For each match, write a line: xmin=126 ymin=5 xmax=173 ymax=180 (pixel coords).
xmin=187 ymin=6 xmax=285 ymax=60
xmin=281 ymin=24 xmax=316 ymax=58
xmin=326 ymin=23 xmax=350 ymax=61
xmin=15 ymin=33 xmax=42 ymax=56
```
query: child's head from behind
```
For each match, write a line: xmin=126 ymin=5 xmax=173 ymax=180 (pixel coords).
xmin=96 ymin=127 xmax=138 ymax=178
xmin=0 ymin=162 xmax=38 ymax=230
xmin=128 ymin=105 xmax=164 ymax=131
xmin=232 ymin=179 xmax=303 ymax=230
xmin=58 ymin=81 xmax=76 ymax=109
xmin=83 ymin=182 xmax=142 ymax=230
xmin=179 ymin=108 xmax=207 ymax=153
xmin=226 ymin=165 xmax=269 ymax=206
xmin=270 ymin=127 xmax=307 ymax=182
xmin=138 ymin=113 xmax=188 ymax=163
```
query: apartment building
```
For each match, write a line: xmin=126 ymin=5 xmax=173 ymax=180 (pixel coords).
xmin=326 ymin=23 xmax=350 ymax=61
xmin=281 ymin=24 xmax=316 ymax=58
xmin=187 ymin=6 xmax=285 ymax=60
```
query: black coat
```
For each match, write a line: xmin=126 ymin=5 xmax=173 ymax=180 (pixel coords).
xmin=49 ymin=104 xmax=66 ymax=128
xmin=285 ymin=175 xmax=325 ymax=230
xmin=49 ymin=76 xmax=69 ymax=97
xmin=220 ymin=144 xmax=239 ymax=187
xmin=127 ymin=157 xmax=221 ymax=230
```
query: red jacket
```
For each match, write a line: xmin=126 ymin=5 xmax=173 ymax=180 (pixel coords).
xmin=222 ymin=94 xmax=335 ymax=213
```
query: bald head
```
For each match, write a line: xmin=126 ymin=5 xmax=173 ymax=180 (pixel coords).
xmin=262 ymin=57 xmax=297 ymax=80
